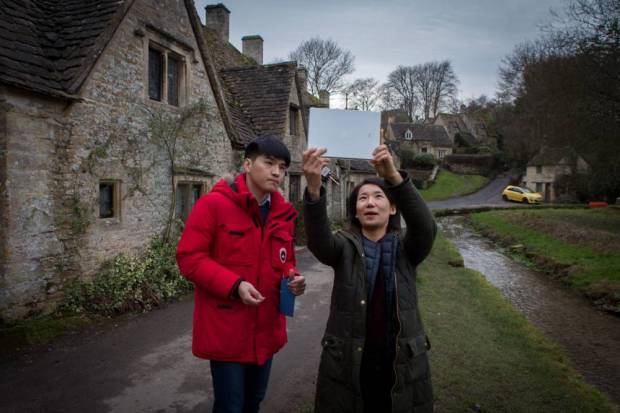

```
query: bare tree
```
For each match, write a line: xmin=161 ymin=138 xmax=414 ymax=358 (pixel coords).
xmin=429 ymin=60 xmax=459 ymax=118
xmin=385 ymin=61 xmax=459 ymax=121
xmin=385 ymin=66 xmax=418 ymax=121
xmin=413 ymin=61 xmax=459 ymax=120
xmin=343 ymin=78 xmax=380 ymax=110
xmin=288 ymin=38 xmax=355 ymax=96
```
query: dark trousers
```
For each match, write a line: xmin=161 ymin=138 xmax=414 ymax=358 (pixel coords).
xmin=360 ymin=349 xmax=395 ymax=413
xmin=209 ymin=358 xmax=273 ymax=413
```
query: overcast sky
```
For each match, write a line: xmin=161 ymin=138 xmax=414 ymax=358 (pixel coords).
xmin=195 ymin=0 xmax=567 ymax=108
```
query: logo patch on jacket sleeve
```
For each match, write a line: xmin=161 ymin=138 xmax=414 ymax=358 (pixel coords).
xmin=279 ymin=247 xmax=287 ymax=263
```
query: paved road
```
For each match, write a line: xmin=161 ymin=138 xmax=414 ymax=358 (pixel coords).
xmin=0 ymin=249 xmax=333 ymax=413
xmin=427 ymin=174 xmax=510 ymax=210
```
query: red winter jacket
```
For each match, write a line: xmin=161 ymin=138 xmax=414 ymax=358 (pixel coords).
xmin=176 ymin=173 xmax=298 ymax=364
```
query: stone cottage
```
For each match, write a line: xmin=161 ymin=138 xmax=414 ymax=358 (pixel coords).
xmin=0 ymin=0 xmax=290 ymax=320
xmin=386 ymin=122 xmax=453 ymax=161
xmin=522 ymin=147 xmax=590 ymax=202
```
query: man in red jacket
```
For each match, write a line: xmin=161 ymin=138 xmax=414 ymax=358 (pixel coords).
xmin=176 ymin=136 xmax=306 ymax=413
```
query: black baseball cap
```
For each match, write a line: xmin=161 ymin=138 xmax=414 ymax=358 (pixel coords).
xmin=244 ymin=136 xmax=291 ymax=167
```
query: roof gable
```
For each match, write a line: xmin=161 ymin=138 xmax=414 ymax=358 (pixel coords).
xmin=0 ymin=0 xmax=133 ymax=98
xmin=528 ymin=147 xmax=584 ymax=167
xmin=220 ymin=63 xmax=296 ymax=139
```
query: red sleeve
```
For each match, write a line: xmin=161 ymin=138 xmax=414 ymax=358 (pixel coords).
xmin=176 ymin=197 xmax=241 ymax=299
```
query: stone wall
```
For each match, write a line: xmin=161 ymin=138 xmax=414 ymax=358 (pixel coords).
xmin=0 ymin=87 xmax=72 ymax=319
xmin=0 ymin=0 xmax=234 ymax=321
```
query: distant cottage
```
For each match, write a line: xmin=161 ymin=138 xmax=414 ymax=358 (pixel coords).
xmin=387 ymin=122 xmax=453 ymax=161
xmin=523 ymin=147 xmax=590 ymax=202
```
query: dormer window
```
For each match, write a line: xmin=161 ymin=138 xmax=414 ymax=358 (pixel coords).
xmin=404 ymin=130 xmax=413 ymax=140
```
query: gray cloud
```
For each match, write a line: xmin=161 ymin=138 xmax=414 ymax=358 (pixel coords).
xmin=196 ymin=0 xmax=566 ymax=105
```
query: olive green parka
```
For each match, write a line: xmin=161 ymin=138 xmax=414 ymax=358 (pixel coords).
xmin=304 ymin=172 xmax=437 ymax=413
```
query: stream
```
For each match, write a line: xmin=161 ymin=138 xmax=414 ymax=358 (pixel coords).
xmin=438 ymin=216 xmax=620 ymax=405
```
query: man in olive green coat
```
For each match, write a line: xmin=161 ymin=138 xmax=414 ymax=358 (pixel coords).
xmin=302 ymin=143 xmax=436 ymax=412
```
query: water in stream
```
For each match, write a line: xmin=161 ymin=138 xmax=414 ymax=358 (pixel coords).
xmin=438 ymin=216 xmax=620 ymax=406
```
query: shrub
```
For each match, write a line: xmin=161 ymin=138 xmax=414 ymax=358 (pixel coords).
xmin=399 ymin=148 xmax=417 ymax=169
xmin=410 ymin=154 xmax=437 ymax=170
xmin=61 ymin=237 xmax=192 ymax=315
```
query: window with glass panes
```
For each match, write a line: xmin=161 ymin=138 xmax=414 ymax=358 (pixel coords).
xmin=148 ymin=45 xmax=184 ymax=106
xmin=99 ymin=181 xmax=120 ymax=219
xmin=176 ymin=182 xmax=204 ymax=221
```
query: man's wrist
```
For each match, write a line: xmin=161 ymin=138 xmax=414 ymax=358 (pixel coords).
xmin=229 ymin=278 xmax=243 ymax=299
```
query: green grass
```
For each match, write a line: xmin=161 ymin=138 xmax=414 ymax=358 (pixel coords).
xmin=417 ymin=233 xmax=616 ymax=412
xmin=468 ymin=208 xmax=620 ymax=310
xmin=419 ymin=170 xmax=489 ymax=202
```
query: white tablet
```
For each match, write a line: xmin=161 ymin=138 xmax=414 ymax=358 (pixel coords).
xmin=308 ymin=108 xmax=380 ymax=160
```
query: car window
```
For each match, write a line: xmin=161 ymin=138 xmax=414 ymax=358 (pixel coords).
xmin=521 ymin=188 xmax=532 ymax=193
xmin=512 ymin=188 xmax=522 ymax=193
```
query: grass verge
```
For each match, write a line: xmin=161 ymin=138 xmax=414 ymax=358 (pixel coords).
xmin=467 ymin=208 xmax=620 ymax=313
xmin=0 ymin=314 xmax=96 ymax=356
xmin=417 ymin=233 xmax=616 ymax=412
xmin=419 ymin=170 xmax=489 ymax=202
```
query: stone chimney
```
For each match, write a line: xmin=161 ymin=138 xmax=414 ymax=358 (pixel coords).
xmin=242 ymin=35 xmax=263 ymax=65
xmin=319 ymin=90 xmax=330 ymax=108
xmin=205 ymin=4 xmax=230 ymax=42
xmin=387 ymin=113 xmax=396 ymax=125
xmin=296 ymin=67 xmax=308 ymax=93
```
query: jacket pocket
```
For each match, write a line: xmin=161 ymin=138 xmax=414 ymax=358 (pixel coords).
xmin=271 ymin=230 xmax=293 ymax=272
xmin=318 ymin=335 xmax=347 ymax=384
xmin=216 ymin=222 xmax=254 ymax=265
xmin=202 ymin=299 xmax=249 ymax=357
xmin=403 ymin=334 xmax=431 ymax=383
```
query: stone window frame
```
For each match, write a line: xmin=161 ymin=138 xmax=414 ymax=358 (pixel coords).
xmin=404 ymin=130 xmax=413 ymax=140
xmin=99 ymin=179 xmax=122 ymax=220
xmin=143 ymin=27 xmax=193 ymax=107
xmin=174 ymin=176 xmax=210 ymax=222
xmin=535 ymin=182 xmax=543 ymax=193
xmin=288 ymin=173 xmax=301 ymax=203
xmin=289 ymin=104 xmax=299 ymax=136
xmin=437 ymin=149 xmax=446 ymax=159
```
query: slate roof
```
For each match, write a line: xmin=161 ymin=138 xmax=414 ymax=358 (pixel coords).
xmin=0 ymin=0 xmax=130 ymax=98
xmin=528 ymin=147 xmax=582 ymax=167
xmin=202 ymin=25 xmax=308 ymax=146
xmin=390 ymin=123 xmax=452 ymax=147
xmin=202 ymin=27 xmax=256 ymax=70
xmin=220 ymin=63 xmax=298 ymax=142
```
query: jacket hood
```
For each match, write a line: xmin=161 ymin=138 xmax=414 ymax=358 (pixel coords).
xmin=211 ymin=172 xmax=297 ymax=222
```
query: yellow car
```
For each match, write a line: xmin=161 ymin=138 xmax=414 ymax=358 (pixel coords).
xmin=502 ymin=185 xmax=542 ymax=204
